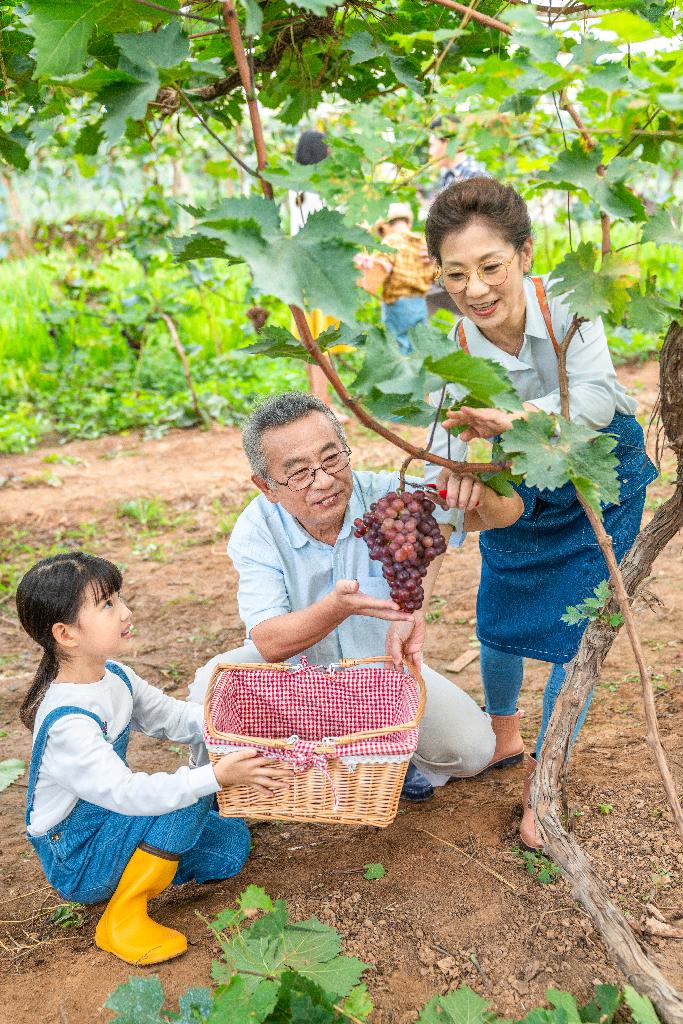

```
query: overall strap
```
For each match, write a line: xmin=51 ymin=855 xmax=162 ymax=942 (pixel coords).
xmin=531 ymin=276 xmax=560 ymax=358
xmin=105 ymin=660 xmax=134 ymax=696
xmin=25 ymin=706 xmax=106 ymax=825
xmin=457 ymin=320 xmax=470 ymax=354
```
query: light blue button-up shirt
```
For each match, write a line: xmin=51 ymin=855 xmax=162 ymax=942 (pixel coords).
xmin=227 ymin=470 xmax=463 ymax=665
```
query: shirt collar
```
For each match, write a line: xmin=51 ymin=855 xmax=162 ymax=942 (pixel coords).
xmin=453 ymin=275 xmax=548 ymax=370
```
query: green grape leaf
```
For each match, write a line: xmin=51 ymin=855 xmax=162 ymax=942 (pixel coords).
xmin=206 ymin=976 xmax=280 ymax=1024
xmin=30 ymin=0 xmax=117 ymax=78
xmin=346 ymin=30 xmax=380 ymax=65
xmin=426 ymin=349 xmax=522 ymax=413
xmin=273 ymin=970 xmax=339 ymax=1023
xmin=104 ymin=976 xmax=165 ymax=1024
xmin=625 ymin=287 xmax=679 ymax=331
xmin=622 ymin=987 xmax=661 ymax=1024
xmin=174 ymin=204 xmax=371 ymax=325
xmin=238 ymin=885 xmax=275 ymax=914
xmin=546 ymin=244 xmax=625 ymax=321
xmin=281 ymin=918 xmax=341 ymax=968
xmin=298 ymin=955 xmax=370 ymax=999
xmin=579 ymin=984 xmax=622 ymax=1024
xmin=0 ymin=759 xmax=25 ymax=791
xmin=176 ymin=988 xmax=213 ymax=1023
xmin=418 ymin=985 xmax=495 ymax=1024
xmin=501 ymin=412 xmax=620 ymax=513
xmin=547 ymin=990 xmax=582 ymax=1024
xmin=539 ymin=143 xmax=645 ymax=221
xmin=480 ymin=469 xmax=516 ymax=497
xmin=0 ymin=128 xmax=29 ymax=171
xmin=290 ymin=0 xmax=344 ymax=14
xmin=640 ymin=206 xmax=683 ymax=247
xmin=340 ymin=984 xmax=374 ymax=1022
xmin=101 ymin=21 xmax=189 ymax=142
xmin=238 ymin=0 xmax=264 ymax=36
xmin=363 ymin=862 xmax=386 ymax=880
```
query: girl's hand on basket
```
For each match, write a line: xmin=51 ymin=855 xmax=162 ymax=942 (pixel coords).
xmin=385 ymin=613 xmax=425 ymax=671
xmin=213 ymin=748 xmax=291 ymax=796
xmin=332 ymin=579 xmax=412 ymax=621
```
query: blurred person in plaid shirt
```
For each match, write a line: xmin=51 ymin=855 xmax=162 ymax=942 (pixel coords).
xmin=188 ymin=392 xmax=523 ymax=803
xmin=357 ymin=201 xmax=434 ymax=354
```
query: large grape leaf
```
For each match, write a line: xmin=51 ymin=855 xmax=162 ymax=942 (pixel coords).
xmin=174 ymin=203 xmax=373 ymax=325
xmin=418 ymin=985 xmax=495 ymax=1024
xmin=206 ymin=976 xmax=280 ymax=1024
xmin=538 ymin=143 xmax=645 ymax=221
xmin=640 ymin=205 xmax=683 ymax=247
xmin=104 ymin=976 xmax=165 ymax=1024
xmin=0 ymin=128 xmax=29 ymax=171
xmin=100 ymin=21 xmax=189 ymax=142
xmin=426 ymin=349 xmax=522 ymax=413
xmin=500 ymin=412 xmax=620 ymax=513
xmin=546 ymin=244 xmax=611 ymax=321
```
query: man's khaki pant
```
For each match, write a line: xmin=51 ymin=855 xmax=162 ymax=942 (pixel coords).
xmin=188 ymin=645 xmax=494 ymax=785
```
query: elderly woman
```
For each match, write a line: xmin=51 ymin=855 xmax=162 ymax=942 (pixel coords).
xmin=423 ymin=177 xmax=657 ymax=849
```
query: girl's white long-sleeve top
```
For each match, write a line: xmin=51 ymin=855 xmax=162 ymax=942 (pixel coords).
xmin=27 ymin=664 xmax=219 ymax=836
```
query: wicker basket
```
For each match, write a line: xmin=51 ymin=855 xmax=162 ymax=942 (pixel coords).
xmin=204 ymin=656 xmax=426 ymax=828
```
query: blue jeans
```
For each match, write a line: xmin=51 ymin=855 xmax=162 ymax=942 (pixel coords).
xmin=29 ymin=796 xmax=251 ymax=904
xmin=479 ymin=643 xmax=593 ymax=758
xmin=381 ymin=296 xmax=428 ymax=354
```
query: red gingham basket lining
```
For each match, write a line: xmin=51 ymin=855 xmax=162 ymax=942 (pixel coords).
xmin=205 ymin=664 xmax=419 ymax=758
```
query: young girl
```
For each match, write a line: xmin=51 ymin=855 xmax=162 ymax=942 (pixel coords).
xmin=17 ymin=552 xmax=289 ymax=966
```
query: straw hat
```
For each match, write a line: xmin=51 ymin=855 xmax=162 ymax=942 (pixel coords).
xmin=385 ymin=201 xmax=413 ymax=224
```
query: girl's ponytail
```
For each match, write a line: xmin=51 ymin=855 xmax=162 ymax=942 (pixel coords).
xmin=16 ymin=552 xmax=123 ymax=731
xmin=20 ymin=649 xmax=60 ymax=730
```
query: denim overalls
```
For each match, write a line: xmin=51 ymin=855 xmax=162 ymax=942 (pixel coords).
xmin=456 ymin=281 xmax=658 ymax=664
xmin=26 ymin=662 xmax=250 ymax=904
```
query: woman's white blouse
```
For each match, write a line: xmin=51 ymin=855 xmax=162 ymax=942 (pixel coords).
xmin=424 ymin=272 xmax=637 ymax=488
xmin=28 ymin=665 xmax=218 ymax=836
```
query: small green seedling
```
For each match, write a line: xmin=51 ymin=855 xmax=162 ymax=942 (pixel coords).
xmin=598 ymin=803 xmax=614 ymax=815
xmin=513 ymin=846 xmax=561 ymax=884
xmin=562 ymin=580 xmax=623 ymax=629
xmin=50 ymin=902 xmax=85 ymax=929
xmin=363 ymin=863 xmax=386 ymax=880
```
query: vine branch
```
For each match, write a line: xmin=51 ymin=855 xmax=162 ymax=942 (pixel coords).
xmin=426 ymin=0 xmax=513 ymax=34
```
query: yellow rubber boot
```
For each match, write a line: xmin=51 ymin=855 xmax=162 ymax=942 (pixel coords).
xmin=95 ymin=847 xmax=187 ymax=965
xmin=488 ymin=712 xmax=525 ymax=769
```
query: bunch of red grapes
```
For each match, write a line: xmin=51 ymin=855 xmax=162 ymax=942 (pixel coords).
xmin=353 ymin=488 xmax=447 ymax=611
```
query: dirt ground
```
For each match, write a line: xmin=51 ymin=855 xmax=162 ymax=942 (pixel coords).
xmin=1 ymin=360 xmax=682 ymax=1024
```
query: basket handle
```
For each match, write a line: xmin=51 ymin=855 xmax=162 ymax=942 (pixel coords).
xmin=203 ymin=656 xmax=427 ymax=755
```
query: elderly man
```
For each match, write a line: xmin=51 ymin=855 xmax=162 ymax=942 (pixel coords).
xmin=190 ymin=392 xmax=521 ymax=800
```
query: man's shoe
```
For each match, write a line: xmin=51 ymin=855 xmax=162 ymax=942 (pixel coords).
xmin=400 ymin=763 xmax=434 ymax=802
xmin=488 ymin=711 xmax=525 ymax=769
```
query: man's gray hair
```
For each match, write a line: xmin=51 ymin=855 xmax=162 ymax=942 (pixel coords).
xmin=242 ymin=391 xmax=348 ymax=479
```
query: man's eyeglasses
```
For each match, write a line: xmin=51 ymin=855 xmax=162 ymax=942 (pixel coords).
xmin=443 ymin=252 xmax=518 ymax=294
xmin=271 ymin=448 xmax=352 ymax=492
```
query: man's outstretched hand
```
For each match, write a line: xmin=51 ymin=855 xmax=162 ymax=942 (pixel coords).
xmin=385 ymin=613 xmax=426 ymax=670
xmin=332 ymin=579 xmax=413 ymax=622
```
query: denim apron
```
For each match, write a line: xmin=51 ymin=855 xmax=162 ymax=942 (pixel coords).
xmin=457 ymin=280 xmax=658 ymax=664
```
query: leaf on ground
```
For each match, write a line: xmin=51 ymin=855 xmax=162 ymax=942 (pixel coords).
xmin=417 ymin=985 xmax=495 ymax=1024
xmin=176 ymin=987 xmax=213 ymax=1023
xmin=623 ymin=986 xmax=662 ymax=1024
xmin=104 ymin=975 xmax=165 ymax=1024
xmin=298 ymin=955 xmax=370 ymax=999
xmin=547 ymin=990 xmax=581 ymax=1024
xmin=0 ymin=759 xmax=25 ymax=791
xmin=281 ymin=918 xmax=341 ymax=966
xmin=579 ymin=984 xmax=622 ymax=1024
xmin=206 ymin=976 xmax=280 ymax=1024
xmin=238 ymin=885 xmax=275 ymax=915
xmin=363 ymin=862 xmax=386 ymax=880
xmin=340 ymin=984 xmax=374 ymax=1021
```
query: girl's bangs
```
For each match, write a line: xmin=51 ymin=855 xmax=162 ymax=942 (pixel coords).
xmin=85 ymin=558 xmax=123 ymax=606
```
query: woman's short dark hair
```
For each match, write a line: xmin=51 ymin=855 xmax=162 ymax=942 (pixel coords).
xmin=295 ymin=130 xmax=329 ymax=166
xmin=425 ymin=177 xmax=532 ymax=264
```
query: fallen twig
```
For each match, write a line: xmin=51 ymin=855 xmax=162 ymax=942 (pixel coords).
xmin=416 ymin=827 xmax=518 ymax=892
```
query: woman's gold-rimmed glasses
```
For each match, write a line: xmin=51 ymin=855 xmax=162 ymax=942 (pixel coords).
xmin=442 ymin=252 xmax=519 ymax=294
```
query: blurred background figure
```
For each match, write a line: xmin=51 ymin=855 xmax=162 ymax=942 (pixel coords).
xmin=421 ymin=116 xmax=488 ymax=316
xmin=357 ymin=201 xmax=434 ymax=354
xmin=288 ymin=130 xmax=341 ymax=413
